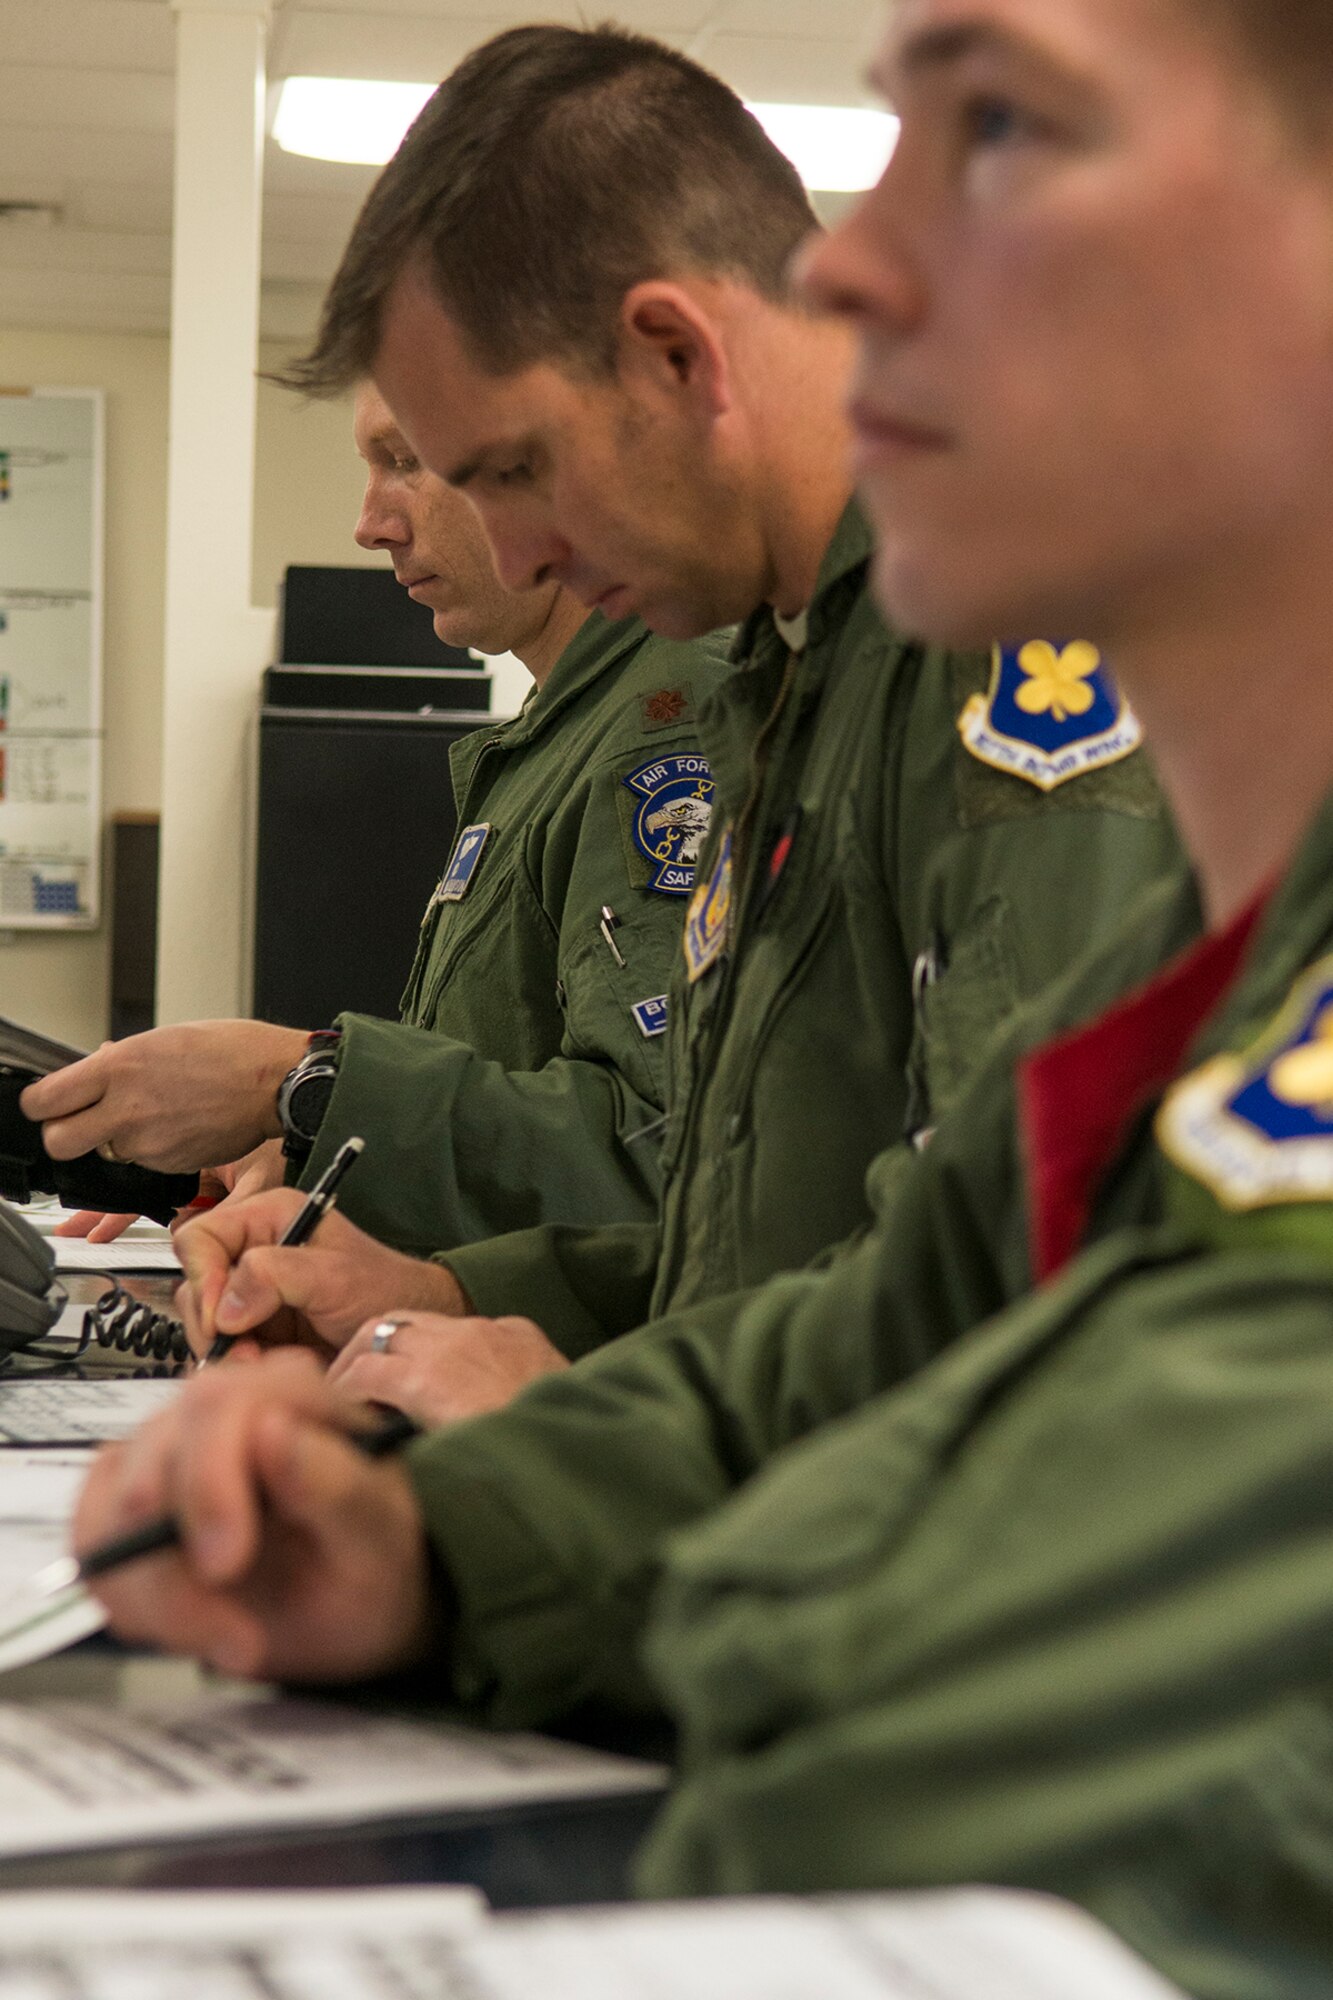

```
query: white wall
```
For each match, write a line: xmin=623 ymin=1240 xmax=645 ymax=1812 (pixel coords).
xmin=0 ymin=326 xmax=374 ymax=1047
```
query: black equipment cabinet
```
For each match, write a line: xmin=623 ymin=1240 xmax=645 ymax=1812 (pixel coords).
xmin=253 ymin=666 xmax=493 ymax=1028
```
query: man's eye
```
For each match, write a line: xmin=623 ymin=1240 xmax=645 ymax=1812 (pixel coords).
xmin=393 ymin=457 xmax=419 ymax=475
xmin=963 ymin=95 xmax=1032 ymax=148
xmin=493 ymin=462 xmax=533 ymax=487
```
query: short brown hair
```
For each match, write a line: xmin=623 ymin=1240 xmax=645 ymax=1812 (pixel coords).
xmin=284 ymin=22 xmax=818 ymax=393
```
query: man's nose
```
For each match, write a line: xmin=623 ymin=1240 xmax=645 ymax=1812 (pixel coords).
xmin=484 ymin=514 xmax=573 ymax=594
xmin=354 ymin=483 xmax=410 ymax=551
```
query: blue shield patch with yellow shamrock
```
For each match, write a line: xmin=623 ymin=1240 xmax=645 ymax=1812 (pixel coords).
xmin=622 ymin=754 xmax=715 ymax=896
xmin=1158 ymin=956 xmax=1333 ymax=1210
xmin=957 ymin=641 xmax=1143 ymax=792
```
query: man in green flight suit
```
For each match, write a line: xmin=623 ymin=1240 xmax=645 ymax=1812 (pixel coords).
xmin=24 ymin=383 xmax=732 ymax=1257
xmin=150 ymin=24 xmax=1180 ymax=1398
xmin=76 ymin=0 xmax=1333 ymax=1989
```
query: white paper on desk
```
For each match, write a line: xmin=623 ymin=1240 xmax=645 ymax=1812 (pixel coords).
xmin=460 ymin=1890 xmax=1187 ymax=2000
xmin=0 ymin=1885 xmax=1185 ymax=2000
xmin=0 ymin=1887 xmax=486 ymax=2000
xmin=0 ymin=1377 xmax=183 ymax=1443
xmin=48 ymin=1235 xmax=182 ymax=1276
xmin=0 ymin=1448 xmax=108 ymax=1671
xmin=0 ymin=1689 xmax=667 ymax=1858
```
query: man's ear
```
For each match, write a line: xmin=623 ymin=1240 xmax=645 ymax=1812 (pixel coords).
xmin=616 ymin=282 xmax=733 ymax=417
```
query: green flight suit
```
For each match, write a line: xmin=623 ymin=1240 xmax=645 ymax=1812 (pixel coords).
xmin=401 ymin=790 xmax=1333 ymax=1998
xmin=444 ymin=505 xmax=1181 ymax=1347
xmin=295 ymin=611 xmax=732 ymax=1256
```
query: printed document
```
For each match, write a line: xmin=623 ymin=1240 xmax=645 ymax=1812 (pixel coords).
xmin=0 ymin=1888 xmax=1187 ymax=1999
xmin=0 ymin=1377 xmax=182 ymax=1443
xmin=460 ymin=1891 xmax=1187 ymax=1999
xmin=0 ymin=1688 xmax=667 ymax=1857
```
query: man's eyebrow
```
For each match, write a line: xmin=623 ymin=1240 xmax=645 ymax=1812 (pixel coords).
xmin=447 ymin=436 xmax=537 ymax=490
xmin=878 ymin=18 xmax=1048 ymax=85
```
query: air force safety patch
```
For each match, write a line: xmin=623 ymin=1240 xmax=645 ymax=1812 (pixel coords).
xmin=958 ymin=642 xmax=1143 ymax=792
xmin=623 ymin=754 xmax=714 ymax=896
xmin=436 ymin=823 xmax=492 ymax=903
xmin=1159 ymin=957 xmax=1333 ymax=1210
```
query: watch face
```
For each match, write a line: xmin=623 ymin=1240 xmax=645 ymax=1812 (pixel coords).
xmin=284 ymin=1062 xmax=338 ymax=1144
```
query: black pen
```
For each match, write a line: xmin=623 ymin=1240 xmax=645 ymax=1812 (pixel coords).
xmin=36 ymin=1409 xmax=420 ymax=1598
xmin=200 ymin=1134 xmax=366 ymax=1367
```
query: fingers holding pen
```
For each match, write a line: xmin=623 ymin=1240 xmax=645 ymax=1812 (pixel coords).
xmin=75 ymin=1352 xmax=434 ymax=1683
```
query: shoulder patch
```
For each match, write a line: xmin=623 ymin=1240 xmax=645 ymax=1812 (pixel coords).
xmin=958 ymin=642 xmax=1143 ymax=793
xmin=622 ymin=753 xmax=714 ymax=897
xmin=639 ymin=684 xmax=694 ymax=732
xmin=435 ymin=823 xmax=492 ymax=903
xmin=1158 ymin=957 xmax=1333 ymax=1210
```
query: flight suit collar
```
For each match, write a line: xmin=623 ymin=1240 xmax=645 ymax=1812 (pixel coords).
xmin=728 ymin=497 xmax=874 ymax=673
xmin=1022 ymin=779 xmax=1333 ymax=1277
xmin=1189 ymin=780 xmax=1333 ymax=1062
xmin=450 ymin=611 xmax=650 ymax=790
xmin=702 ymin=500 xmax=875 ymax=822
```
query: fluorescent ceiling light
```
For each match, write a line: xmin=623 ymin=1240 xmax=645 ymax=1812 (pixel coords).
xmin=273 ymin=76 xmax=898 ymax=191
xmin=273 ymin=77 xmax=434 ymax=166
xmin=747 ymin=104 xmax=898 ymax=194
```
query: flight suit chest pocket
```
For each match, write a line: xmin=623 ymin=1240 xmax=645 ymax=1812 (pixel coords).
xmin=407 ymin=843 xmax=522 ymax=1027
xmin=906 ymin=895 xmax=1019 ymax=1136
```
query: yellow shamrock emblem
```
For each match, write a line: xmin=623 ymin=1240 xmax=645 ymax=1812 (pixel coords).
xmin=1268 ymin=1002 xmax=1333 ymax=1116
xmin=1014 ymin=640 xmax=1102 ymax=724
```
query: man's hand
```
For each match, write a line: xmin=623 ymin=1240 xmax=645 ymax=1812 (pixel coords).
xmin=327 ymin=1310 xmax=570 ymax=1426
xmin=174 ymin=1188 xmax=469 ymax=1360
xmin=54 ymin=1209 xmax=141 ymax=1244
xmin=193 ymin=1140 xmax=288 ymax=1216
xmin=19 ymin=1021 xmax=309 ymax=1172
xmin=74 ymin=1351 xmax=437 ymax=1682
xmin=53 ymin=1138 xmax=290 ymax=1245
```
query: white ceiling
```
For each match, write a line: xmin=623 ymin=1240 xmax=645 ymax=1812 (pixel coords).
xmin=0 ymin=0 xmax=877 ymax=342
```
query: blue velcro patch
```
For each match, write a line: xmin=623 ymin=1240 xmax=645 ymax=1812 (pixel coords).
xmin=958 ymin=642 xmax=1143 ymax=791
xmin=436 ymin=823 xmax=492 ymax=903
xmin=1159 ymin=956 xmax=1333 ymax=1209
xmin=631 ymin=995 xmax=669 ymax=1039
xmin=622 ymin=754 xmax=714 ymax=896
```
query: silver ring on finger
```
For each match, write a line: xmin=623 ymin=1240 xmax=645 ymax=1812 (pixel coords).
xmin=97 ymin=1140 xmax=127 ymax=1165
xmin=370 ymin=1315 xmax=409 ymax=1356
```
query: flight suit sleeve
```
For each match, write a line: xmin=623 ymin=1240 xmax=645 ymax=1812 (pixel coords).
xmin=442 ymin=1218 xmax=663 ymax=1358
xmin=636 ymin=1239 xmax=1333 ymax=1999
xmin=404 ymin=1094 xmax=1020 ymax=1729
xmin=298 ymin=1014 xmax=666 ymax=1265
xmin=295 ymin=727 xmax=706 ymax=1261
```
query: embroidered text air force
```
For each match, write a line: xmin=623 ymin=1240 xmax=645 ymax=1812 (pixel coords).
xmin=623 ymin=753 xmax=716 ymax=896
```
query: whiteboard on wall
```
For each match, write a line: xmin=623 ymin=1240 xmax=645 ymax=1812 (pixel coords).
xmin=0 ymin=388 xmax=104 ymax=928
